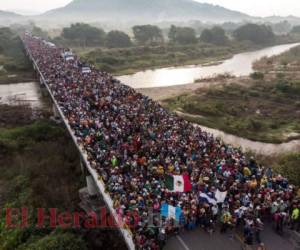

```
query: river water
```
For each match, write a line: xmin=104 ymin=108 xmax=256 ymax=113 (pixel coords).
xmin=118 ymin=43 xmax=300 ymax=88
xmin=198 ymin=125 xmax=300 ymax=155
xmin=0 ymin=82 xmax=42 ymax=107
xmin=1 ymin=44 xmax=299 ymax=154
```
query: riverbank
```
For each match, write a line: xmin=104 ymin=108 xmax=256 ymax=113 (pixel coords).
xmin=253 ymin=44 xmax=300 ymax=80
xmin=118 ymin=42 xmax=300 ymax=88
xmin=0 ymin=75 xmax=36 ymax=85
xmin=160 ymin=79 xmax=300 ymax=143
xmin=79 ymin=41 xmax=264 ymax=76
xmin=0 ymin=82 xmax=43 ymax=108
xmin=139 ymin=44 xmax=300 ymax=144
xmin=137 ymin=75 xmax=237 ymax=100
xmin=0 ymin=72 xmax=36 ymax=84
xmin=254 ymin=152 xmax=300 ymax=186
xmin=0 ymin=28 xmax=34 ymax=84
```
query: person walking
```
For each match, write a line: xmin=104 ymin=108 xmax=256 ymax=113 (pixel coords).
xmin=290 ymin=204 xmax=299 ymax=231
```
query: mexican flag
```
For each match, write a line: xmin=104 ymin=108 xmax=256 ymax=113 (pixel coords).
xmin=165 ymin=174 xmax=192 ymax=192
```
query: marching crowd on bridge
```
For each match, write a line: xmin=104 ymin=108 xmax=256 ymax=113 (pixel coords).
xmin=23 ymin=34 xmax=300 ymax=250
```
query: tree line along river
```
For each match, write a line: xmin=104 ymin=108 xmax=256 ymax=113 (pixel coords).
xmin=1 ymin=42 xmax=299 ymax=155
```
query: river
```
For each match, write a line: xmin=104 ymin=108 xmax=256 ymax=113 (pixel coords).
xmin=197 ymin=124 xmax=300 ymax=155
xmin=1 ymin=44 xmax=299 ymax=155
xmin=0 ymin=82 xmax=43 ymax=108
xmin=117 ymin=43 xmax=300 ymax=88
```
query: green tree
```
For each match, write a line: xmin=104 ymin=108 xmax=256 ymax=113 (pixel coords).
xmin=168 ymin=26 xmax=197 ymax=45
xmin=200 ymin=26 xmax=228 ymax=45
xmin=168 ymin=25 xmax=177 ymax=43
xmin=61 ymin=23 xmax=106 ymax=47
xmin=233 ymin=23 xmax=275 ymax=44
xmin=271 ymin=21 xmax=292 ymax=34
xmin=0 ymin=27 xmax=24 ymax=58
xmin=291 ymin=25 xmax=300 ymax=33
xmin=132 ymin=25 xmax=164 ymax=45
xmin=31 ymin=26 xmax=49 ymax=40
xmin=106 ymin=30 xmax=132 ymax=48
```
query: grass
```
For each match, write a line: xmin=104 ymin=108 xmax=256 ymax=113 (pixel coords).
xmin=250 ymin=152 xmax=300 ymax=187
xmin=0 ymin=105 xmax=126 ymax=250
xmin=0 ymin=28 xmax=34 ymax=84
xmin=0 ymin=118 xmax=87 ymax=250
xmin=255 ymin=45 xmax=300 ymax=69
xmin=0 ymin=121 xmax=65 ymax=150
xmin=162 ymin=80 xmax=300 ymax=143
xmin=0 ymin=53 xmax=34 ymax=84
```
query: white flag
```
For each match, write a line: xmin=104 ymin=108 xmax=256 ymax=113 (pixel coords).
xmin=215 ymin=189 xmax=227 ymax=203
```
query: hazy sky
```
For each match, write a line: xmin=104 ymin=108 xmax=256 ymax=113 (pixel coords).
xmin=0 ymin=0 xmax=300 ymax=17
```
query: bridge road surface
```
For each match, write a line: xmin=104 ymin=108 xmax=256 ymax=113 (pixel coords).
xmin=164 ymin=223 xmax=296 ymax=250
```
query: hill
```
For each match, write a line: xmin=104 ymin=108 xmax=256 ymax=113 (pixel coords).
xmin=0 ymin=10 xmax=23 ymax=26
xmin=0 ymin=10 xmax=22 ymax=20
xmin=264 ymin=15 xmax=300 ymax=25
xmin=42 ymin=0 xmax=251 ymax=23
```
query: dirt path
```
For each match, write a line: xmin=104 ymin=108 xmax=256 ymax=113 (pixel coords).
xmin=136 ymin=81 xmax=215 ymax=100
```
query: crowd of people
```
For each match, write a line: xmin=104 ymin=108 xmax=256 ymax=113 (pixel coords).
xmin=23 ymin=34 xmax=300 ymax=250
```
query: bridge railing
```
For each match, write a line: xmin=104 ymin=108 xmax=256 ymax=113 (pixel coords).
xmin=22 ymin=38 xmax=135 ymax=250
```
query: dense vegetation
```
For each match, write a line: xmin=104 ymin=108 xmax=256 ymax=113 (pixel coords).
xmin=291 ymin=25 xmax=300 ymax=34
xmin=48 ymin=22 xmax=300 ymax=75
xmin=0 ymin=114 xmax=87 ymax=250
xmin=273 ymin=153 xmax=300 ymax=186
xmin=163 ymin=44 xmax=300 ymax=143
xmin=60 ymin=23 xmax=106 ymax=47
xmin=233 ymin=23 xmax=275 ymax=44
xmin=81 ymin=42 xmax=255 ymax=75
xmin=133 ymin=25 xmax=164 ymax=45
xmin=0 ymin=105 xmax=126 ymax=250
xmin=168 ymin=25 xmax=197 ymax=45
xmin=0 ymin=27 xmax=33 ymax=84
xmin=106 ymin=30 xmax=132 ymax=48
xmin=200 ymin=26 xmax=228 ymax=45
xmin=254 ymin=44 xmax=300 ymax=70
xmin=163 ymin=79 xmax=300 ymax=143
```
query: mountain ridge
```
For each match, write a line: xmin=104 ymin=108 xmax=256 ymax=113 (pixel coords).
xmin=42 ymin=0 xmax=251 ymax=22
xmin=0 ymin=10 xmax=22 ymax=18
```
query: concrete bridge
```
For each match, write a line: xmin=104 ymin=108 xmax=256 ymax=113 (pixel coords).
xmin=21 ymin=36 xmax=136 ymax=250
xmin=21 ymin=35 xmax=300 ymax=250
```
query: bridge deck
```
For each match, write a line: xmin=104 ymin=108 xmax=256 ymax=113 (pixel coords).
xmin=22 ymin=36 xmax=135 ymax=250
xmin=21 ymin=34 xmax=300 ymax=250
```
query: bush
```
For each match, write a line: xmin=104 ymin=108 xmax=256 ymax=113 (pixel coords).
xmin=275 ymin=80 xmax=290 ymax=93
xmin=4 ymin=63 xmax=18 ymax=71
xmin=247 ymin=118 xmax=264 ymax=131
xmin=23 ymin=233 xmax=88 ymax=250
xmin=250 ymin=72 xmax=264 ymax=80
xmin=273 ymin=153 xmax=300 ymax=186
xmin=97 ymin=63 xmax=115 ymax=73
xmin=0 ymin=121 xmax=64 ymax=150
xmin=101 ymin=56 xmax=121 ymax=65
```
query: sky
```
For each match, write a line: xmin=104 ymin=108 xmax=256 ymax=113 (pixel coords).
xmin=0 ymin=0 xmax=300 ymax=17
